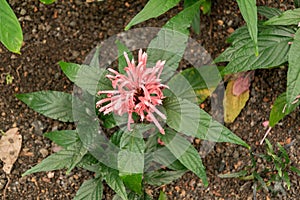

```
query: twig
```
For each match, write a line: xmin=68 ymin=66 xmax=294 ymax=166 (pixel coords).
xmin=2 ymin=176 xmax=11 ymax=200
xmin=260 ymin=127 xmax=272 ymax=145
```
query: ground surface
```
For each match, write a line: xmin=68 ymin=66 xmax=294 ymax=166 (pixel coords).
xmin=0 ymin=0 xmax=299 ymax=199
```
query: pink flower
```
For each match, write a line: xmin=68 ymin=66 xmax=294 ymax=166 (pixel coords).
xmin=96 ymin=49 xmax=168 ymax=134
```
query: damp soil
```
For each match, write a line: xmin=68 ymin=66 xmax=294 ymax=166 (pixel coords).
xmin=0 ymin=0 xmax=299 ymax=199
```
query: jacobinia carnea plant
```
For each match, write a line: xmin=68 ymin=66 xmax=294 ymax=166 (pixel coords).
xmin=215 ymin=6 xmax=300 ymax=139
xmin=16 ymin=1 xmax=249 ymax=199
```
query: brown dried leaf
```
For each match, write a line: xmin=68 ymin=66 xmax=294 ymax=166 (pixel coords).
xmin=0 ymin=128 xmax=22 ymax=174
xmin=224 ymin=80 xmax=250 ymax=123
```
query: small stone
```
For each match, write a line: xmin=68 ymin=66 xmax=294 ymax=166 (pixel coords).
xmin=217 ymin=20 xmax=224 ymax=26
xmin=20 ymin=9 xmax=27 ymax=15
xmin=233 ymin=150 xmax=239 ymax=159
xmin=227 ymin=27 xmax=235 ymax=34
xmin=39 ymin=148 xmax=49 ymax=158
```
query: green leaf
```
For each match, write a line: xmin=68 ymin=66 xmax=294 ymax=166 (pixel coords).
xmin=0 ymin=0 xmax=23 ymax=53
xmin=44 ymin=130 xmax=79 ymax=148
xmin=163 ymin=97 xmax=249 ymax=148
xmin=59 ymin=61 xmax=81 ymax=82
xmin=253 ymin=171 xmax=268 ymax=192
xmin=264 ymin=8 xmax=300 ymax=26
xmin=221 ymin=26 xmax=294 ymax=75
xmin=290 ymin=166 xmax=300 ymax=176
xmin=201 ymin=0 xmax=211 ymax=15
xmin=218 ymin=170 xmax=248 ymax=178
xmin=39 ymin=0 xmax=56 ymax=4
xmin=118 ymin=126 xmax=146 ymax=194
xmin=115 ymin=40 xmax=133 ymax=74
xmin=287 ymin=28 xmax=300 ymax=106
xmin=22 ymin=141 xmax=86 ymax=176
xmin=269 ymin=92 xmax=300 ymax=127
xmin=144 ymin=170 xmax=186 ymax=186
xmin=236 ymin=0 xmax=258 ymax=55
xmin=295 ymin=0 xmax=300 ymax=8
xmin=16 ymin=91 xmax=73 ymax=122
xmin=158 ymin=190 xmax=168 ymax=200
xmin=277 ymin=142 xmax=290 ymax=165
xmin=147 ymin=1 xmax=202 ymax=82
xmin=102 ymin=166 xmax=128 ymax=200
xmin=283 ymin=171 xmax=291 ymax=190
xmin=257 ymin=6 xmax=282 ymax=19
xmin=160 ymin=129 xmax=208 ymax=186
xmin=184 ymin=0 xmax=202 ymax=34
xmin=125 ymin=0 xmax=181 ymax=30
xmin=74 ymin=177 xmax=103 ymax=200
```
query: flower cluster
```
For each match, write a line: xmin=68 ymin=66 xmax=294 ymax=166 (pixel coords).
xmin=96 ymin=49 xmax=168 ymax=134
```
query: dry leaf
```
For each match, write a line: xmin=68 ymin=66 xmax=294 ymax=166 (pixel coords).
xmin=224 ymin=80 xmax=250 ymax=123
xmin=0 ymin=128 xmax=22 ymax=174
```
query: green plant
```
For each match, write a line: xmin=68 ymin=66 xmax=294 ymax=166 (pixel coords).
xmin=219 ymin=139 xmax=300 ymax=196
xmin=215 ymin=5 xmax=300 ymax=137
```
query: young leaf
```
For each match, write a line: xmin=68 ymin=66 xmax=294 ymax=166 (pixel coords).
xmin=257 ymin=6 xmax=282 ymax=19
xmin=158 ymin=190 xmax=168 ymax=200
xmin=287 ymin=28 xmax=300 ymax=106
xmin=236 ymin=0 xmax=258 ymax=55
xmin=160 ymin=129 xmax=208 ymax=186
xmin=22 ymin=141 xmax=86 ymax=176
xmin=59 ymin=61 xmax=81 ymax=83
xmin=163 ymin=97 xmax=250 ymax=148
xmin=16 ymin=91 xmax=74 ymax=122
xmin=147 ymin=1 xmax=202 ymax=82
xmin=277 ymin=142 xmax=290 ymax=165
xmin=144 ymin=170 xmax=187 ymax=186
xmin=125 ymin=0 xmax=181 ymax=30
xmin=0 ymin=0 xmax=23 ymax=53
xmin=218 ymin=170 xmax=248 ymax=178
xmin=264 ymin=8 xmax=300 ymax=26
xmin=283 ymin=171 xmax=291 ymax=190
xmin=269 ymin=92 xmax=300 ymax=127
xmin=44 ymin=130 xmax=79 ymax=148
xmin=74 ymin=177 xmax=103 ymax=200
xmin=253 ymin=171 xmax=268 ymax=192
xmin=115 ymin=40 xmax=133 ymax=74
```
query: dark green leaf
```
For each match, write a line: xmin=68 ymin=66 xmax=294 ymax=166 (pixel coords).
xmin=295 ymin=0 xmax=300 ymax=8
xmin=236 ymin=0 xmax=258 ymax=55
xmin=144 ymin=170 xmax=186 ymax=186
xmin=115 ymin=40 xmax=133 ymax=74
xmin=125 ymin=0 xmax=181 ymax=30
xmin=110 ymin=130 xmax=124 ymax=147
xmin=160 ymin=129 xmax=208 ymax=186
xmin=269 ymin=92 xmax=300 ymax=127
xmin=39 ymin=0 xmax=56 ymax=4
xmin=147 ymin=1 xmax=202 ymax=82
xmin=253 ymin=171 xmax=268 ymax=192
xmin=0 ymin=0 xmax=23 ymax=53
xmin=218 ymin=170 xmax=248 ymax=178
xmin=74 ymin=177 xmax=103 ymax=200
xmin=22 ymin=141 xmax=87 ymax=176
xmin=221 ymin=27 xmax=294 ymax=75
xmin=277 ymin=142 xmax=290 ymax=165
xmin=102 ymin=166 xmax=128 ymax=200
xmin=158 ymin=190 xmax=168 ymax=200
xmin=201 ymin=0 xmax=211 ymax=15
xmin=16 ymin=91 xmax=74 ymax=122
xmin=287 ymin=28 xmax=300 ymax=106
xmin=44 ymin=130 xmax=79 ymax=148
xmin=163 ymin=97 xmax=249 ymax=148
xmin=257 ymin=6 xmax=282 ymax=19
xmin=77 ymin=153 xmax=101 ymax=174
xmin=118 ymin=126 xmax=146 ymax=194
xmin=184 ymin=0 xmax=202 ymax=34
xmin=264 ymin=8 xmax=300 ymax=26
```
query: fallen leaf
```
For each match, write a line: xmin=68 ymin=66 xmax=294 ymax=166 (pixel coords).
xmin=0 ymin=128 xmax=22 ymax=174
xmin=232 ymin=71 xmax=254 ymax=96
xmin=224 ymin=80 xmax=250 ymax=123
